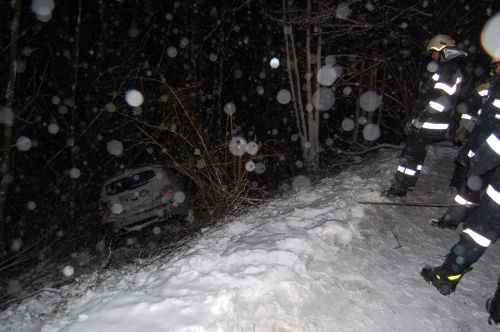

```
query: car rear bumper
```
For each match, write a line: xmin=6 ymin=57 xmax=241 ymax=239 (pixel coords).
xmin=103 ymin=204 xmax=178 ymax=232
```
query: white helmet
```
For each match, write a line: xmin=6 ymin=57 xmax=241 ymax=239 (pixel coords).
xmin=426 ymin=35 xmax=455 ymax=53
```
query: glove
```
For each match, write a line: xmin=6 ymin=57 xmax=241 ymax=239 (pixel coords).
xmin=404 ymin=118 xmax=422 ymax=135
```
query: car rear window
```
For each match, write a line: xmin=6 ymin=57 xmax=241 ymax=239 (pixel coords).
xmin=105 ymin=169 xmax=156 ymax=196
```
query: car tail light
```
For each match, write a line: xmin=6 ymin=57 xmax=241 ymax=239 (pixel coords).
xmin=101 ymin=207 xmax=110 ymax=218
xmin=161 ymin=185 xmax=172 ymax=197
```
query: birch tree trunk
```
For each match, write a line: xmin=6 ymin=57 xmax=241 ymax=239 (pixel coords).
xmin=0 ymin=0 xmax=22 ymax=257
xmin=282 ymin=0 xmax=307 ymax=158
xmin=283 ymin=0 xmax=321 ymax=172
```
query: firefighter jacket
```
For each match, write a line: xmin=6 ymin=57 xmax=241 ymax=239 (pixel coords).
xmin=412 ymin=50 xmax=467 ymax=131
xmin=457 ymin=79 xmax=490 ymax=127
xmin=477 ymin=76 xmax=500 ymax=122
xmin=469 ymin=122 xmax=500 ymax=177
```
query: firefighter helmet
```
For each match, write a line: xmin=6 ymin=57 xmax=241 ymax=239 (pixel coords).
xmin=426 ymin=35 xmax=456 ymax=53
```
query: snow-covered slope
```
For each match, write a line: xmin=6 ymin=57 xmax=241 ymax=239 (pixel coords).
xmin=1 ymin=145 xmax=499 ymax=332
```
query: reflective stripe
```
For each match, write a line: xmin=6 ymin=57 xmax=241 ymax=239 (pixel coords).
xmin=493 ymin=99 xmax=500 ymax=109
xmin=467 ymin=150 xmax=475 ymax=158
xmin=496 ymin=114 xmax=500 ymax=120
xmin=434 ymin=82 xmax=458 ymax=95
xmin=432 ymin=73 xmax=440 ymax=81
xmin=417 ymin=165 xmax=423 ymax=171
xmin=447 ymin=274 xmax=462 ymax=281
xmin=397 ymin=165 xmax=416 ymax=176
xmin=454 ymin=194 xmax=475 ymax=206
xmin=463 ymin=228 xmax=491 ymax=247
xmin=486 ymin=185 xmax=500 ymax=205
xmin=478 ymin=89 xmax=489 ymax=97
xmin=461 ymin=114 xmax=472 ymax=120
xmin=429 ymin=101 xmax=445 ymax=112
xmin=486 ymin=133 xmax=500 ymax=156
xmin=421 ymin=122 xmax=449 ymax=130
xmin=477 ymin=109 xmax=482 ymax=116
xmin=436 ymin=273 xmax=462 ymax=281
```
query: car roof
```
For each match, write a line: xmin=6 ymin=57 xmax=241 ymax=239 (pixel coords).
xmin=102 ymin=164 xmax=166 ymax=186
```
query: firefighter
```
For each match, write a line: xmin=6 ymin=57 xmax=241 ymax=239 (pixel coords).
xmin=421 ymin=122 xmax=500 ymax=324
xmin=450 ymin=58 xmax=500 ymax=189
xmin=453 ymin=79 xmax=490 ymax=147
xmin=384 ymin=35 xmax=467 ymax=197
xmin=432 ymin=58 xmax=500 ymax=229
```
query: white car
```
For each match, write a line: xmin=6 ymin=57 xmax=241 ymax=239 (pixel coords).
xmin=99 ymin=165 xmax=186 ymax=233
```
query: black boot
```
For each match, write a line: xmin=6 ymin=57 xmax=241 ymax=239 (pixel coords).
xmin=383 ymin=184 xmax=408 ymax=198
xmin=431 ymin=217 xmax=459 ymax=230
xmin=383 ymin=170 xmax=415 ymax=198
xmin=487 ymin=278 xmax=500 ymax=325
xmin=431 ymin=202 xmax=476 ymax=230
xmin=421 ymin=235 xmax=484 ymax=295
xmin=420 ymin=265 xmax=465 ymax=295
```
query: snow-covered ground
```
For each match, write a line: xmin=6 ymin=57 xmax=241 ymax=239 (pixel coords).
xmin=1 ymin=145 xmax=499 ymax=332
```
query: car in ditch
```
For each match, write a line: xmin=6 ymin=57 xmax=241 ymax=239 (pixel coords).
xmin=99 ymin=164 xmax=186 ymax=233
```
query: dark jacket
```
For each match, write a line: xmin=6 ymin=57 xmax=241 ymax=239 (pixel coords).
xmin=469 ymin=122 xmax=500 ymax=177
xmin=478 ymin=76 xmax=500 ymax=121
xmin=416 ymin=50 xmax=467 ymax=125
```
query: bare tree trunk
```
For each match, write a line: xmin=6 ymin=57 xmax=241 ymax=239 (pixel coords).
xmin=377 ymin=66 xmax=387 ymax=127
xmin=366 ymin=62 xmax=378 ymax=133
xmin=303 ymin=0 xmax=314 ymax=169
xmin=303 ymin=0 xmax=321 ymax=171
xmin=282 ymin=0 xmax=305 ymax=141
xmin=69 ymin=0 xmax=83 ymax=225
xmin=353 ymin=60 xmax=365 ymax=142
xmin=289 ymin=26 xmax=307 ymax=146
xmin=311 ymin=31 xmax=322 ymax=170
xmin=0 ymin=0 xmax=23 ymax=257
xmin=283 ymin=0 xmax=322 ymax=171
